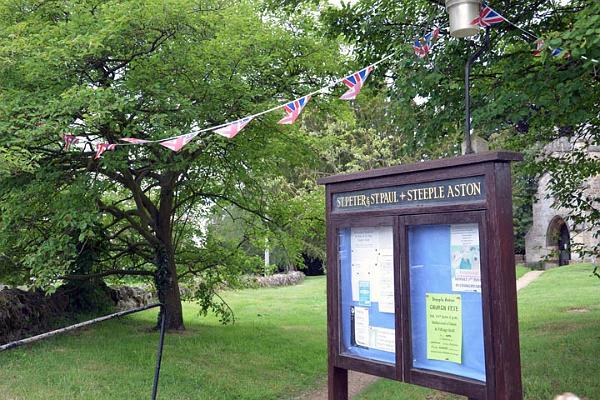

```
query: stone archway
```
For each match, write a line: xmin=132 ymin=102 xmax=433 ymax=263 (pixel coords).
xmin=546 ymin=216 xmax=571 ymax=266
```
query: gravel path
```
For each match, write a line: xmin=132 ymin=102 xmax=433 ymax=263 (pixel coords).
xmin=296 ymin=371 xmax=379 ymax=400
xmin=516 ymin=270 xmax=544 ymax=291
xmin=299 ymin=269 xmax=544 ymax=400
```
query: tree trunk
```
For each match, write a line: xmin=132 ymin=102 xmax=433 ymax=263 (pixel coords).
xmin=154 ymin=246 xmax=185 ymax=331
xmin=154 ymin=172 xmax=185 ymax=331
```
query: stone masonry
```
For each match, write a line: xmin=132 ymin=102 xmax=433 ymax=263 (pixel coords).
xmin=525 ymin=138 xmax=600 ymax=267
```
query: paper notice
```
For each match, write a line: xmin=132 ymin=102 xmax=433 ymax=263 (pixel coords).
xmin=350 ymin=226 xmax=394 ymax=307
xmin=377 ymin=254 xmax=395 ymax=313
xmin=426 ymin=293 xmax=462 ymax=364
xmin=369 ymin=327 xmax=395 ymax=353
xmin=378 ymin=226 xmax=394 ymax=255
xmin=351 ymin=227 xmax=378 ymax=255
xmin=353 ymin=306 xmax=370 ymax=347
xmin=450 ymin=224 xmax=481 ymax=292
xmin=351 ymin=227 xmax=378 ymax=302
xmin=351 ymin=260 xmax=370 ymax=302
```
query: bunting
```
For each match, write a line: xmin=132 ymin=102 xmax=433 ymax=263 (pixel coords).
xmin=278 ymin=96 xmax=311 ymax=125
xmin=120 ymin=137 xmax=151 ymax=144
xmin=414 ymin=27 xmax=440 ymax=58
xmin=340 ymin=66 xmax=374 ymax=100
xmin=471 ymin=5 xmax=506 ymax=27
xmin=94 ymin=143 xmax=116 ymax=159
xmin=63 ymin=134 xmax=79 ymax=151
xmin=466 ymin=4 xmax=590 ymax=62
xmin=158 ymin=132 xmax=199 ymax=152
xmin=532 ymin=39 xmax=544 ymax=56
xmin=214 ymin=117 xmax=253 ymax=139
xmin=59 ymin=5 xmax=598 ymax=162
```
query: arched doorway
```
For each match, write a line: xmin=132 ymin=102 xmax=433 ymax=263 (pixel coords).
xmin=546 ymin=216 xmax=571 ymax=266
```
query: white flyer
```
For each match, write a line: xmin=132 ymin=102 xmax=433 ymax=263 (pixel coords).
xmin=450 ymin=224 xmax=481 ymax=292
xmin=351 ymin=227 xmax=378 ymax=302
xmin=376 ymin=253 xmax=395 ymax=313
xmin=353 ymin=306 xmax=370 ymax=347
xmin=351 ymin=227 xmax=379 ymax=255
xmin=371 ymin=226 xmax=393 ymax=304
xmin=350 ymin=226 xmax=395 ymax=306
xmin=369 ymin=327 xmax=395 ymax=353
xmin=378 ymin=226 xmax=394 ymax=255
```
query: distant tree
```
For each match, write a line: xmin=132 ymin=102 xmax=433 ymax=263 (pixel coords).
xmin=205 ymin=177 xmax=327 ymax=275
xmin=0 ymin=0 xmax=343 ymax=329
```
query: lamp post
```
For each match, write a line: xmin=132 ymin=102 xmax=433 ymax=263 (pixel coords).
xmin=448 ymin=8 xmax=494 ymax=400
xmin=445 ymin=0 xmax=490 ymax=155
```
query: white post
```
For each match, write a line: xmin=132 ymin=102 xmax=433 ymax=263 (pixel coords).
xmin=264 ymin=238 xmax=270 ymax=275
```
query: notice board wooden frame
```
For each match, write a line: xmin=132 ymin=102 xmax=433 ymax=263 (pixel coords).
xmin=317 ymin=151 xmax=523 ymax=400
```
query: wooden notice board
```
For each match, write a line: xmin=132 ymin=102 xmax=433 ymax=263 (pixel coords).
xmin=317 ymin=151 xmax=523 ymax=400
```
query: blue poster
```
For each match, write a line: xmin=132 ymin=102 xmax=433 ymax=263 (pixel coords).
xmin=358 ymin=281 xmax=371 ymax=306
xmin=408 ymin=224 xmax=486 ymax=382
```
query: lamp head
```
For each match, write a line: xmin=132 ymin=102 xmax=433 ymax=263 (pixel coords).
xmin=445 ymin=0 xmax=481 ymax=38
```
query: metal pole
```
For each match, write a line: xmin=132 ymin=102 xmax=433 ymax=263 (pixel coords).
xmin=151 ymin=305 xmax=167 ymax=400
xmin=464 ymin=27 xmax=490 ymax=154
xmin=0 ymin=303 xmax=162 ymax=352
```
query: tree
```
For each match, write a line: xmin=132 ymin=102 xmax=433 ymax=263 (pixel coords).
xmin=317 ymin=0 xmax=599 ymax=258
xmin=0 ymin=0 xmax=343 ymax=329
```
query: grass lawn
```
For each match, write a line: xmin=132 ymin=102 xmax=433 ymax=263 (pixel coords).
xmin=1 ymin=264 xmax=599 ymax=400
xmin=356 ymin=263 xmax=600 ymax=399
xmin=516 ymin=264 xmax=530 ymax=279
xmin=0 ymin=277 xmax=328 ymax=400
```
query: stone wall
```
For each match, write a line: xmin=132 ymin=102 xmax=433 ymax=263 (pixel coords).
xmin=0 ymin=288 xmax=70 ymax=344
xmin=110 ymin=285 xmax=156 ymax=311
xmin=0 ymin=285 xmax=155 ymax=345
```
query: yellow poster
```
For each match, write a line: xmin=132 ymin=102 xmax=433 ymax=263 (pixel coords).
xmin=426 ymin=293 xmax=462 ymax=364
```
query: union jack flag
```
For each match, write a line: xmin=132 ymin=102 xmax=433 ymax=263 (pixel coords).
xmin=94 ymin=143 xmax=116 ymax=159
xmin=120 ymin=137 xmax=150 ymax=144
xmin=158 ymin=132 xmax=198 ymax=152
xmin=532 ymin=39 xmax=545 ymax=56
xmin=214 ymin=117 xmax=253 ymax=139
xmin=413 ymin=27 xmax=440 ymax=58
xmin=551 ymin=47 xmax=565 ymax=57
xmin=63 ymin=134 xmax=79 ymax=151
xmin=340 ymin=66 xmax=374 ymax=100
xmin=471 ymin=6 xmax=506 ymax=27
xmin=278 ymin=96 xmax=311 ymax=125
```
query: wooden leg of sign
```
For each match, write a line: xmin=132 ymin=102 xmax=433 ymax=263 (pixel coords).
xmin=328 ymin=366 xmax=348 ymax=400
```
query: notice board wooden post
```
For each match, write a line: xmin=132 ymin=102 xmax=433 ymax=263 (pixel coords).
xmin=318 ymin=151 xmax=523 ymax=400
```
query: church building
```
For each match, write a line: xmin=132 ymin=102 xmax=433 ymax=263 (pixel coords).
xmin=525 ymin=138 xmax=600 ymax=267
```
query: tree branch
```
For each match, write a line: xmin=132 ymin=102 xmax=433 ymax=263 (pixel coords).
xmin=60 ymin=269 xmax=154 ymax=281
xmin=98 ymin=200 xmax=160 ymax=247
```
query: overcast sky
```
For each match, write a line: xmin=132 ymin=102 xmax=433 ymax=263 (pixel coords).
xmin=330 ymin=0 xmax=357 ymax=6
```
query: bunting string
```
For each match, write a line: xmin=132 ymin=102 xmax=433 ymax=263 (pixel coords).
xmin=64 ymin=50 xmax=399 ymax=157
xmin=471 ymin=3 xmax=598 ymax=63
xmin=63 ymin=4 xmax=596 ymax=159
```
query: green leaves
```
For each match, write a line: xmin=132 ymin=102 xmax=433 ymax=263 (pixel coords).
xmin=0 ymin=0 xmax=347 ymax=323
xmin=315 ymin=0 xmax=599 ymax=261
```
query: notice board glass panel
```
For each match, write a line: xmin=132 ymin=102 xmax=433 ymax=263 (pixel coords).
xmin=338 ymin=226 xmax=396 ymax=364
xmin=408 ymin=224 xmax=486 ymax=382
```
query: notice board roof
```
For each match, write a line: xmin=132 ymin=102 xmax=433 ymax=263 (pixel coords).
xmin=317 ymin=151 xmax=522 ymax=185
